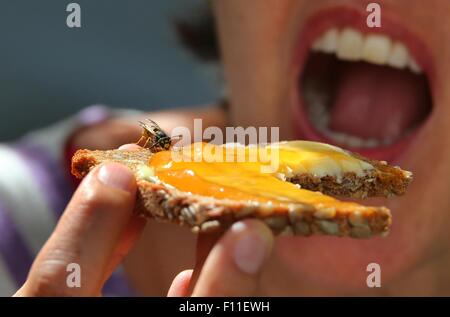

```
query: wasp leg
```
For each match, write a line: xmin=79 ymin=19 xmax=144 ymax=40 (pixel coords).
xmin=148 ymin=140 xmax=161 ymax=149
xmin=142 ymin=138 xmax=152 ymax=148
xmin=148 ymin=140 xmax=169 ymax=152
xmin=135 ymin=135 xmax=146 ymax=145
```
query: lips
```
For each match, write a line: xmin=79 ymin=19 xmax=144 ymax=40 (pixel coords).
xmin=291 ymin=7 xmax=434 ymax=163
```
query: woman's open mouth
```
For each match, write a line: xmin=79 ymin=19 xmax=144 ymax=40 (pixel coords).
xmin=291 ymin=7 xmax=435 ymax=163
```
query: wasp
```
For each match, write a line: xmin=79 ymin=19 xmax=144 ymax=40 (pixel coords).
xmin=136 ymin=119 xmax=182 ymax=152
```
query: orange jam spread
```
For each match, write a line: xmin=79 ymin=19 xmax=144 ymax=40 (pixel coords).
xmin=146 ymin=141 xmax=373 ymax=208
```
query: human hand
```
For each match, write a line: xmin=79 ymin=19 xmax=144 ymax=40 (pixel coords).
xmin=168 ymin=220 xmax=274 ymax=296
xmin=14 ymin=153 xmax=144 ymax=296
xmin=15 ymin=143 xmax=274 ymax=296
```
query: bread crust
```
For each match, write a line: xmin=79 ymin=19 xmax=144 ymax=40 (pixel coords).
xmin=71 ymin=148 xmax=401 ymax=238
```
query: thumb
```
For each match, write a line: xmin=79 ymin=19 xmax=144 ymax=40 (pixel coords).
xmin=16 ymin=162 xmax=139 ymax=296
xmin=167 ymin=269 xmax=193 ymax=297
xmin=191 ymin=220 xmax=274 ymax=296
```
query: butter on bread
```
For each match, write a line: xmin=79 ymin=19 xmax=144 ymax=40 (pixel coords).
xmin=71 ymin=141 xmax=412 ymax=239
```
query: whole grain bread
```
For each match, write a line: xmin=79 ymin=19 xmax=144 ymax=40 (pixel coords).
xmin=71 ymin=148 xmax=411 ymax=239
xmin=287 ymin=152 xmax=412 ymax=198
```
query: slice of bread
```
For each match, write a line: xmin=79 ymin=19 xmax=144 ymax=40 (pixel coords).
xmin=286 ymin=151 xmax=412 ymax=198
xmin=71 ymin=146 xmax=411 ymax=239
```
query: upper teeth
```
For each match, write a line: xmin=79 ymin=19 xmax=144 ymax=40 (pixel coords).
xmin=312 ymin=27 xmax=422 ymax=74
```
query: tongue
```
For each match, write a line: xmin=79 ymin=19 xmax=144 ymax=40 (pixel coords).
xmin=329 ymin=62 xmax=430 ymax=140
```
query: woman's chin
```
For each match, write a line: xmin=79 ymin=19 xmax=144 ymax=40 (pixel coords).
xmin=275 ymin=194 xmax=429 ymax=293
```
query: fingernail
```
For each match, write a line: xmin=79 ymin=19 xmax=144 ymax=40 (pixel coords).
xmin=98 ymin=163 xmax=134 ymax=192
xmin=118 ymin=144 xmax=141 ymax=150
xmin=232 ymin=221 xmax=273 ymax=275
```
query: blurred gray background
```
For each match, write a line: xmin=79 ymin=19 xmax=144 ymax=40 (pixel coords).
xmin=0 ymin=0 xmax=220 ymax=141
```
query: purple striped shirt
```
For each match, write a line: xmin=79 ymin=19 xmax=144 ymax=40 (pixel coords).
xmin=0 ymin=105 xmax=135 ymax=296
